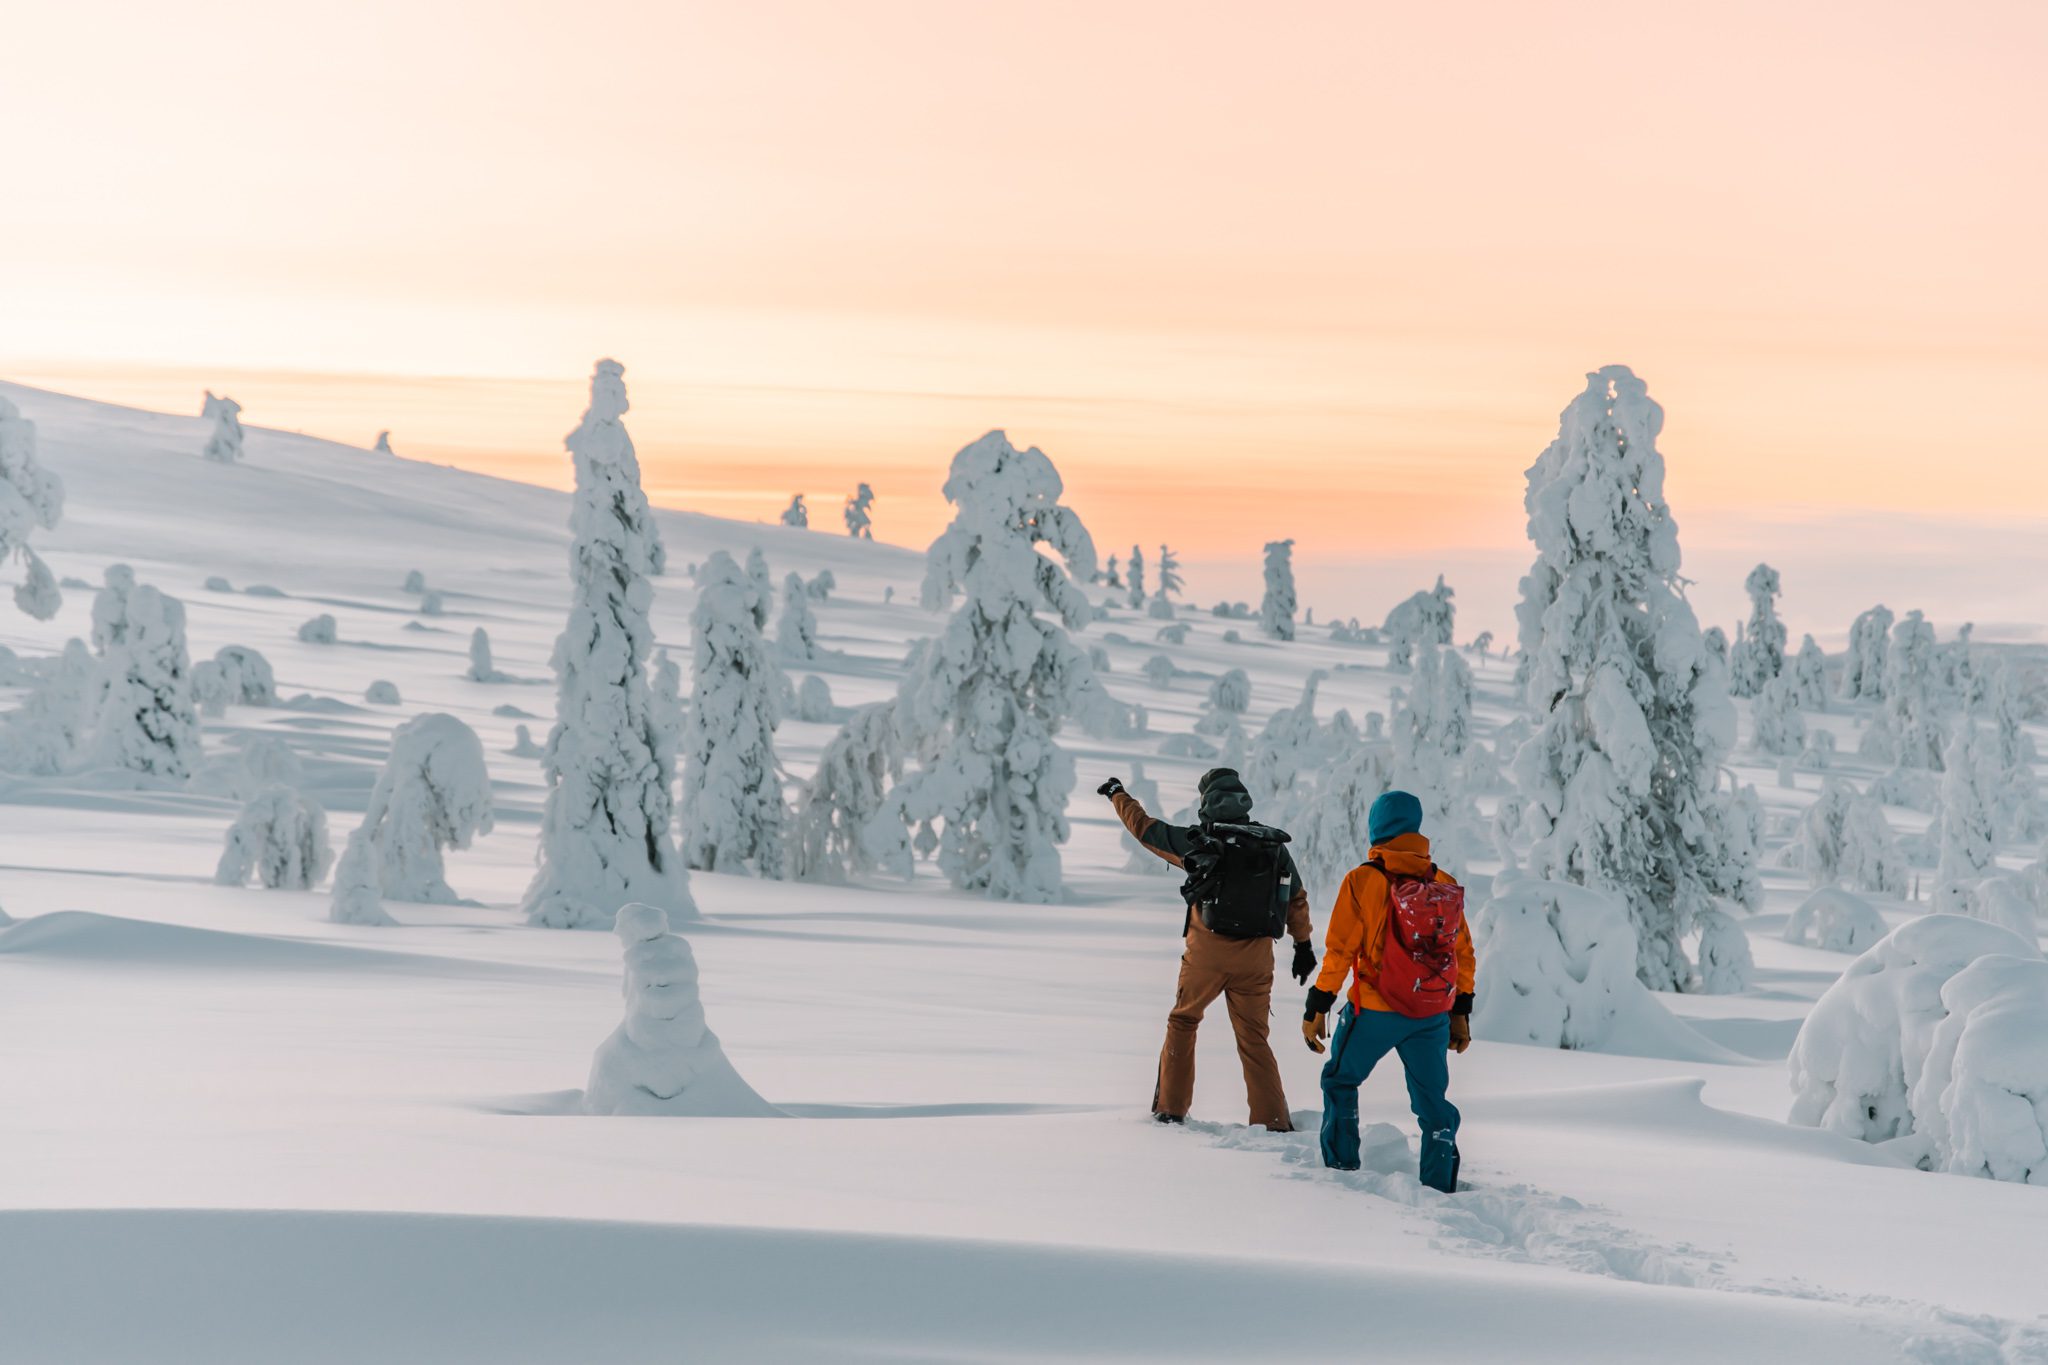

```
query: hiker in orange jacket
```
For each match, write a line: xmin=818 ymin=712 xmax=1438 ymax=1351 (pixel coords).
xmin=1303 ymin=790 xmax=1475 ymax=1191
xmin=1100 ymin=768 xmax=1315 ymax=1131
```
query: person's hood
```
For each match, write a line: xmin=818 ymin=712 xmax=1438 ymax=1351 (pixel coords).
xmin=1196 ymin=767 xmax=1254 ymax=823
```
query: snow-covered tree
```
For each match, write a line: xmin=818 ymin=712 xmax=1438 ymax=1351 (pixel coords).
xmin=1157 ymin=544 xmax=1184 ymax=602
xmin=0 ymin=395 xmax=66 ymax=620
xmin=1694 ymin=908 xmax=1754 ymax=994
xmin=844 ymin=482 xmax=875 ymax=539
xmin=523 ymin=360 xmax=692 ymax=929
xmin=1840 ymin=605 xmax=1893 ymax=701
xmin=1468 ymin=875 xmax=1644 ymax=1050
xmin=866 ymin=431 xmax=1097 ymax=902
xmin=1389 ymin=646 xmax=1481 ymax=875
xmin=1258 ymin=539 xmax=1296 ymax=641
xmin=328 ymin=826 xmax=393 ymax=926
xmin=340 ymin=713 xmax=494 ymax=910
xmin=1794 ymin=778 xmax=1906 ymax=895
xmin=1751 ymin=669 xmax=1806 ymax=756
xmin=780 ymin=494 xmax=808 ymax=528
xmin=1103 ymin=553 xmax=1121 ymax=590
xmin=804 ymin=569 xmax=836 ymax=602
xmin=1793 ymin=634 xmax=1829 ymax=711
xmin=794 ymin=673 xmax=836 ymax=723
xmin=1701 ymin=626 xmax=1728 ymax=669
xmin=1 ymin=639 xmax=95 ymax=773
xmin=466 ymin=627 xmax=510 ymax=683
xmin=201 ymin=391 xmax=244 ymax=463
xmin=1912 ymin=953 xmax=2048 ymax=1184
xmin=1510 ymin=366 xmax=1756 ymax=990
xmin=791 ymin=703 xmax=902 ymax=882
xmin=1126 ymin=544 xmax=1146 ymax=608
xmin=1873 ymin=610 xmax=1946 ymax=771
xmin=373 ymin=430 xmax=394 ymax=455
xmin=775 ymin=571 xmax=819 ymax=662
xmin=743 ymin=547 xmax=772 ymax=627
xmin=680 ymin=550 xmax=787 ymax=878
xmin=298 ymin=614 xmax=337 ymax=644
xmin=582 ymin=903 xmax=781 ymax=1117
xmin=214 ymin=785 xmax=332 ymax=890
xmin=403 ymin=569 xmax=427 ymax=594
xmin=1384 ymin=576 xmax=1456 ymax=671
xmin=1728 ymin=563 xmax=1786 ymax=697
xmin=90 ymin=565 xmax=201 ymax=780
xmin=1934 ymin=721 xmax=1998 ymax=913
xmin=1782 ymin=887 xmax=1887 ymax=954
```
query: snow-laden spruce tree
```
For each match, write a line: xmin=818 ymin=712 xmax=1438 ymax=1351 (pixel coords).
xmin=1157 ymin=545 xmax=1184 ymax=603
xmin=1389 ymin=646 xmax=1480 ymax=874
xmin=1875 ymin=609 xmax=1946 ymax=770
xmin=90 ymin=565 xmax=202 ymax=780
xmin=201 ymin=391 xmax=244 ymax=463
xmin=374 ymin=430 xmax=394 ymax=455
xmin=1469 ymin=875 xmax=1646 ymax=1050
xmin=1701 ymin=626 xmax=1729 ymax=670
xmin=523 ymin=360 xmax=692 ymax=929
xmin=780 ymin=494 xmax=808 ymax=528
xmin=466 ymin=627 xmax=510 ymax=682
xmin=1793 ymin=777 xmax=1906 ymax=895
xmin=1840 ymin=605 xmax=1893 ymax=701
xmin=1934 ymin=721 xmax=1998 ymax=914
xmin=774 ymin=571 xmax=818 ymax=662
xmin=582 ymin=903 xmax=781 ymax=1117
xmin=0 ymin=394 xmax=66 ymax=620
xmin=866 ymin=431 xmax=1097 ymax=902
xmin=1 ymin=639 xmax=96 ymax=773
xmin=1728 ymin=563 xmax=1786 ymax=698
xmin=1752 ymin=669 xmax=1807 ymax=756
xmin=791 ymin=703 xmax=902 ymax=882
xmin=1103 ymin=553 xmax=1121 ymax=590
xmin=844 ymin=482 xmax=875 ymax=538
xmin=680 ymin=551 xmax=787 ymax=878
xmin=743 ymin=547 xmax=772 ymax=627
xmin=1511 ymin=366 xmax=1756 ymax=990
xmin=1793 ymin=634 xmax=1829 ymax=711
xmin=1126 ymin=544 xmax=1146 ymax=608
xmin=1989 ymin=661 xmax=2045 ymax=841
xmin=215 ymin=785 xmax=332 ymax=890
xmin=1384 ymin=576 xmax=1456 ymax=671
xmin=1258 ymin=539 xmax=1296 ymax=641
xmin=340 ymin=713 xmax=493 ymax=908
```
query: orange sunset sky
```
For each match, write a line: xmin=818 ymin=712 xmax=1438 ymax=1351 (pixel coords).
xmin=5 ymin=1 xmax=2045 ymax=639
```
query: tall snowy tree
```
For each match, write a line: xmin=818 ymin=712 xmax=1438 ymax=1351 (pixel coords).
xmin=1 ymin=639 xmax=96 ymax=774
xmin=1384 ymin=576 xmax=1456 ymax=671
xmin=1511 ymin=366 xmax=1757 ymax=990
xmin=1792 ymin=634 xmax=1829 ymax=711
xmin=1989 ymin=661 xmax=2044 ymax=841
xmin=791 ymin=703 xmax=902 ymax=882
xmin=1259 ymin=539 xmax=1296 ymax=641
xmin=465 ymin=627 xmax=509 ymax=683
xmin=743 ymin=547 xmax=773 ymax=627
xmin=866 ymin=431 xmax=1097 ymax=902
xmin=215 ymin=786 xmax=332 ymax=890
xmin=201 ymin=391 xmax=244 ymax=464
xmin=90 ymin=565 xmax=202 ymax=780
xmin=1934 ymin=721 xmax=1998 ymax=914
xmin=0 ymin=395 xmax=66 ymax=620
xmin=1389 ymin=645 xmax=1480 ymax=874
xmin=1103 ymin=553 xmax=1121 ymax=590
xmin=334 ymin=712 xmax=493 ymax=918
xmin=1157 ymin=544 xmax=1184 ymax=601
xmin=681 ymin=551 xmax=788 ymax=878
xmin=844 ymin=482 xmax=876 ymax=539
xmin=1751 ymin=669 xmax=1807 ymax=756
xmin=780 ymin=494 xmax=809 ymax=528
xmin=1839 ymin=605 xmax=1893 ymax=701
xmin=1876 ymin=610 xmax=1945 ymax=770
xmin=775 ymin=571 xmax=819 ymax=661
xmin=523 ymin=360 xmax=692 ymax=929
xmin=1126 ymin=544 xmax=1146 ymax=608
xmin=1728 ymin=563 xmax=1786 ymax=698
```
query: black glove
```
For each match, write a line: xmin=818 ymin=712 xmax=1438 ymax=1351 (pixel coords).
xmin=1303 ymin=986 xmax=1337 ymax=1021
xmin=1290 ymin=939 xmax=1317 ymax=986
xmin=1096 ymin=777 xmax=1125 ymax=798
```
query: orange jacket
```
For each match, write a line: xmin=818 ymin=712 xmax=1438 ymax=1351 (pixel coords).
xmin=1314 ymin=832 xmax=1476 ymax=1014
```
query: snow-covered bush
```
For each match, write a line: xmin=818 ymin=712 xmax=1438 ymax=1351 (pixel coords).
xmin=0 ymin=394 xmax=66 ymax=620
xmin=328 ymin=827 xmax=393 ymax=926
xmin=1787 ymin=914 xmax=2039 ymax=1143
xmin=1728 ymin=563 xmax=1785 ymax=697
xmin=1751 ymin=669 xmax=1806 ymax=756
xmin=795 ymin=673 xmax=835 ymax=724
xmin=1141 ymin=653 xmax=1176 ymax=691
xmin=1510 ymin=366 xmax=1756 ymax=989
xmin=1793 ymin=634 xmax=1829 ymax=711
xmin=1782 ymin=887 xmax=1887 ymax=954
xmin=1840 ymin=605 xmax=1893 ymax=701
xmin=1694 ymin=908 xmax=1754 ymax=994
xmin=866 ymin=431 xmax=1097 ymax=902
xmin=681 ymin=551 xmax=787 ymax=878
xmin=204 ymin=576 xmax=233 ymax=593
xmin=780 ymin=494 xmax=808 ymax=528
xmin=1258 ymin=539 xmax=1296 ymax=641
xmin=1934 ymin=721 xmax=1998 ymax=914
xmin=1383 ymin=576 xmax=1455 ymax=671
xmin=201 ymin=391 xmax=244 ymax=464
xmin=214 ymin=785 xmax=332 ymax=890
xmin=1470 ymin=875 xmax=1642 ymax=1050
xmin=1 ymin=639 xmax=96 ymax=773
xmin=844 ymin=483 xmax=875 ymax=538
xmin=791 ymin=703 xmax=902 ymax=882
xmin=1126 ymin=544 xmax=1146 ymax=608
xmin=403 ymin=569 xmax=427 ymax=594
xmin=582 ymin=903 xmax=780 ymax=1117
xmin=90 ymin=566 xmax=202 ymax=780
xmin=1146 ymin=596 xmax=1175 ymax=621
xmin=804 ymin=569 xmax=836 ymax=602
xmin=297 ymin=614 xmax=337 ymax=644
xmin=343 ymin=712 xmax=494 ymax=905
xmin=1793 ymin=778 xmax=1907 ymax=895
xmin=775 ymin=571 xmax=818 ymax=662
xmin=1152 ymin=621 xmax=1188 ymax=645
xmin=419 ymin=590 xmax=445 ymax=616
xmin=1911 ymin=954 xmax=2048 ymax=1183
xmin=524 ymin=360 xmax=691 ymax=929
xmin=365 ymin=680 xmax=401 ymax=705
xmin=466 ymin=627 xmax=510 ymax=682
xmin=1071 ymin=675 xmax=1149 ymax=742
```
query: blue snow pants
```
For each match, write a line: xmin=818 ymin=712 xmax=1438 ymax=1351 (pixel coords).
xmin=1319 ymin=1003 xmax=1461 ymax=1192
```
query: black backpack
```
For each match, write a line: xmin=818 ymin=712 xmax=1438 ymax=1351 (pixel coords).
xmin=1179 ymin=821 xmax=1291 ymax=940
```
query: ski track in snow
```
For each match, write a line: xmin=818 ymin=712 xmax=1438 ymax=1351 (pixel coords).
xmin=1189 ymin=1116 xmax=2048 ymax=1363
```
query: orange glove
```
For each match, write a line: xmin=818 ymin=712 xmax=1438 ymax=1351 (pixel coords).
xmin=1449 ymin=1014 xmax=1471 ymax=1054
xmin=1303 ymin=1013 xmax=1329 ymax=1054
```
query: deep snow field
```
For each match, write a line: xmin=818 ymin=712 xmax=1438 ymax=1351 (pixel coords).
xmin=1 ymin=381 xmax=2044 ymax=1365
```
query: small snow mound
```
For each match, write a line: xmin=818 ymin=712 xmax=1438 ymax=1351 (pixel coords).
xmin=582 ymin=903 xmax=782 ymax=1118
xmin=1911 ymin=954 xmax=2048 ymax=1184
xmin=297 ymin=614 xmax=337 ymax=644
xmin=1783 ymin=888 xmax=1888 ymax=954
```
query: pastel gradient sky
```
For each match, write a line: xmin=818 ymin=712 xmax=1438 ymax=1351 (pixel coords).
xmin=5 ymin=2 xmax=2044 ymax=639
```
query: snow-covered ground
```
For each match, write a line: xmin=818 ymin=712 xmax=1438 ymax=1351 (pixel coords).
xmin=1 ymin=382 xmax=2044 ymax=1364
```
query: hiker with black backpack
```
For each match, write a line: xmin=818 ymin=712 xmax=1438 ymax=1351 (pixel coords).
xmin=1303 ymin=790 xmax=1475 ymax=1192
xmin=1098 ymin=768 xmax=1315 ymax=1132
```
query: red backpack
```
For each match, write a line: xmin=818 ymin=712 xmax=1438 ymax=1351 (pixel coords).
xmin=1370 ymin=860 xmax=1465 ymax=1018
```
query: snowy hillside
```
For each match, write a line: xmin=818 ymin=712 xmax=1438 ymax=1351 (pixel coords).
xmin=1 ymin=380 xmax=2045 ymax=1363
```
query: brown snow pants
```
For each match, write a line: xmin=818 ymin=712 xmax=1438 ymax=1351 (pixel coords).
xmin=1154 ymin=925 xmax=1292 ymax=1131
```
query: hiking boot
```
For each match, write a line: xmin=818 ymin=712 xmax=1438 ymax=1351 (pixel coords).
xmin=1153 ymin=1112 xmax=1186 ymax=1125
